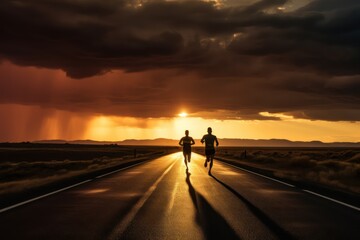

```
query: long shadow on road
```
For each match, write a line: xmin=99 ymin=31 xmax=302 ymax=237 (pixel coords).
xmin=186 ymin=169 xmax=240 ymax=240
xmin=210 ymin=175 xmax=295 ymax=240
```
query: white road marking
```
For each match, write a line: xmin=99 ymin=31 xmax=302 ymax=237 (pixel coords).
xmin=219 ymin=160 xmax=360 ymax=212
xmin=303 ymin=190 xmax=360 ymax=212
xmin=0 ymin=180 xmax=92 ymax=214
xmin=166 ymin=182 xmax=179 ymax=215
xmin=220 ymin=161 xmax=295 ymax=187
xmin=109 ymin=159 xmax=178 ymax=240
xmin=95 ymin=162 xmax=145 ymax=179
xmin=0 ymin=161 xmax=151 ymax=214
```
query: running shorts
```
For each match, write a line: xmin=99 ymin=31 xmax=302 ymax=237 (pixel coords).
xmin=205 ymin=148 xmax=215 ymax=156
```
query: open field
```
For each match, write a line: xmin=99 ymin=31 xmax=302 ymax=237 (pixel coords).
xmin=193 ymin=147 xmax=360 ymax=195
xmin=0 ymin=143 xmax=178 ymax=198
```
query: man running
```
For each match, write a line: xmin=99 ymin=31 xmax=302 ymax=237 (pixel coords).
xmin=179 ymin=130 xmax=195 ymax=169
xmin=201 ymin=127 xmax=219 ymax=175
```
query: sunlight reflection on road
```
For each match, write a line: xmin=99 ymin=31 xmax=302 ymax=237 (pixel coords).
xmin=81 ymin=188 xmax=109 ymax=194
xmin=214 ymin=165 xmax=242 ymax=176
xmin=123 ymin=171 xmax=143 ymax=175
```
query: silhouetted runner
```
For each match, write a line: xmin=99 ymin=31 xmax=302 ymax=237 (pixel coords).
xmin=179 ymin=130 xmax=195 ymax=170
xmin=201 ymin=127 xmax=219 ymax=175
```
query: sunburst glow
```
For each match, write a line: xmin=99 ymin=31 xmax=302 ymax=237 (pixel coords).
xmin=178 ymin=112 xmax=188 ymax=118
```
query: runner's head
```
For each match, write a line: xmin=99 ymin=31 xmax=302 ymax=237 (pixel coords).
xmin=207 ymin=127 xmax=212 ymax=134
xmin=185 ymin=130 xmax=189 ymax=136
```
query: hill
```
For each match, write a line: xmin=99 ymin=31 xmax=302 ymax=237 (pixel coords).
xmin=32 ymin=138 xmax=360 ymax=147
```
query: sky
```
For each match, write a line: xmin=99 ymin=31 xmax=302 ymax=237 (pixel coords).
xmin=0 ymin=0 xmax=359 ymax=142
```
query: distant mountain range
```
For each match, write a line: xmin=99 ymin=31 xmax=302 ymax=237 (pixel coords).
xmin=33 ymin=138 xmax=360 ymax=147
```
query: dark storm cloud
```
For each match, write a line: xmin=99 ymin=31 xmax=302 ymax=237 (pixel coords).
xmin=0 ymin=0 xmax=359 ymax=121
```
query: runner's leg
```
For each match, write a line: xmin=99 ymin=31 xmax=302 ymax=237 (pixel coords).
xmin=209 ymin=155 xmax=214 ymax=175
xmin=183 ymin=152 xmax=188 ymax=168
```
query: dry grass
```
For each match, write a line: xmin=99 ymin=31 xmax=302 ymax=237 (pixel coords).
xmin=0 ymin=143 xmax=176 ymax=196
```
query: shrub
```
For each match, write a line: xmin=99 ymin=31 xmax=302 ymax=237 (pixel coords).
xmin=347 ymin=153 xmax=360 ymax=163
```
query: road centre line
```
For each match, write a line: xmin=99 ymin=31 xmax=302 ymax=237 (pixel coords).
xmin=109 ymin=160 xmax=178 ymax=240
xmin=220 ymin=160 xmax=360 ymax=212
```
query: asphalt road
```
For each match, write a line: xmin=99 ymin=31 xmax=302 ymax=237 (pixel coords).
xmin=0 ymin=152 xmax=359 ymax=240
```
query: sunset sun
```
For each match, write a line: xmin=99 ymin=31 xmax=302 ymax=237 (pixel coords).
xmin=178 ymin=112 xmax=188 ymax=118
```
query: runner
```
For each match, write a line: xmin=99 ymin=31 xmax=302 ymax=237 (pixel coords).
xmin=179 ymin=130 xmax=195 ymax=170
xmin=201 ymin=127 xmax=219 ymax=175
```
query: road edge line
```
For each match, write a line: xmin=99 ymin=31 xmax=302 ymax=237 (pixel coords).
xmin=0 ymin=180 xmax=92 ymax=214
xmin=95 ymin=162 xmax=145 ymax=179
xmin=303 ymin=190 xmax=360 ymax=212
xmin=220 ymin=160 xmax=360 ymax=212
xmin=220 ymin=161 xmax=295 ymax=187
xmin=0 ymin=160 xmax=153 ymax=214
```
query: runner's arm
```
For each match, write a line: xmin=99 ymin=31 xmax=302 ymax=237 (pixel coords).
xmin=179 ymin=137 xmax=183 ymax=146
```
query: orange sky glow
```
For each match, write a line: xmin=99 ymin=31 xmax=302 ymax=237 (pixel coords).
xmin=1 ymin=102 xmax=359 ymax=143
xmin=0 ymin=61 xmax=359 ymax=143
xmin=1 ymin=0 xmax=359 ymax=143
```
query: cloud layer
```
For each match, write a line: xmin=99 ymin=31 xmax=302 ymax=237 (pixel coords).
xmin=0 ymin=0 xmax=359 ymax=121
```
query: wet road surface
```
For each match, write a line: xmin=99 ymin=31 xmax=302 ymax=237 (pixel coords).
xmin=0 ymin=152 xmax=359 ymax=240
